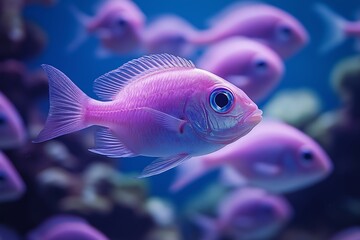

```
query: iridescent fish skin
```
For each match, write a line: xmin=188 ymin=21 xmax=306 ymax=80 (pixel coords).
xmin=191 ymin=3 xmax=308 ymax=59
xmin=172 ymin=120 xmax=332 ymax=193
xmin=197 ymin=37 xmax=284 ymax=101
xmin=0 ymin=151 xmax=25 ymax=202
xmin=195 ymin=188 xmax=292 ymax=240
xmin=314 ymin=3 xmax=360 ymax=52
xmin=0 ymin=92 xmax=26 ymax=149
xmin=142 ymin=15 xmax=198 ymax=57
xmin=69 ymin=0 xmax=145 ymax=55
xmin=27 ymin=215 xmax=108 ymax=240
xmin=34 ymin=54 xmax=262 ymax=177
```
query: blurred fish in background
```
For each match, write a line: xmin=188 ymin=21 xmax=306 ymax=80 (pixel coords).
xmin=68 ymin=0 xmax=145 ymax=57
xmin=189 ymin=2 xmax=309 ymax=59
xmin=193 ymin=188 xmax=292 ymax=240
xmin=314 ymin=3 xmax=360 ymax=53
xmin=171 ymin=120 xmax=332 ymax=193
xmin=142 ymin=15 xmax=198 ymax=57
xmin=330 ymin=227 xmax=360 ymax=240
xmin=197 ymin=37 xmax=284 ymax=102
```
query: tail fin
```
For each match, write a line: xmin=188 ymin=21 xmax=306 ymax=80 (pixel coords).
xmin=170 ymin=156 xmax=212 ymax=192
xmin=67 ymin=5 xmax=91 ymax=52
xmin=314 ymin=3 xmax=347 ymax=53
xmin=33 ymin=65 xmax=89 ymax=143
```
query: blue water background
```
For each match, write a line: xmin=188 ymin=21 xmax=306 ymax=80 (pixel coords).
xmin=23 ymin=0 xmax=357 ymax=204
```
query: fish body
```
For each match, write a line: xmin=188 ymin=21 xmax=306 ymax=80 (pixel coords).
xmin=69 ymin=0 xmax=145 ymax=55
xmin=190 ymin=3 xmax=308 ymax=59
xmin=197 ymin=37 xmax=284 ymax=101
xmin=171 ymin=120 xmax=332 ymax=192
xmin=0 ymin=92 xmax=26 ymax=149
xmin=0 ymin=151 xmax=25 ymax=202
xmin=195 ymin=188 xmax=292 ymax=240
xmin=27 ymin=215 xmax=108 ymax=240
xmin=142 ymin=15 xmax=198 ymax=57
xmin=314 ymin=3 xmax=360 ymax=52
xmin=34 ymin=54 xmax=262 ymax=177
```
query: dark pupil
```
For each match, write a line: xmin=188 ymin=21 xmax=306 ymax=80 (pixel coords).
xmin=256 ymin=61 xmax=267 ymax=68
xmin=282 ymin=27 xmax=291 ymax=35
xmin=117 ymin=19 xmax=127 ymax=27
xmin=302 ymin=151 xmax=313 ymax=161
xmin=215 ymin=93 xmax=229 ymax=108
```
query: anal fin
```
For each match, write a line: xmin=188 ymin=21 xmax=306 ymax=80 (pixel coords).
xmin=139 ymin=153 xmax=191 ymax=178
xmin=88 ymin=127 xmax=136 ymax=158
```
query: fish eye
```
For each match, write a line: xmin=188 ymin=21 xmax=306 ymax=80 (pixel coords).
xmin=276 ymin=25 xmax=293 ymax=42
xmin=116 ymin=18 xmax=127 ymax=27
xmin=253 ymin=59 xmax=268 ymax=74
xmin=300 ymin=148 xmax=314 ymax=164
xmin=210 ymin=88 xmax=234 ymax=113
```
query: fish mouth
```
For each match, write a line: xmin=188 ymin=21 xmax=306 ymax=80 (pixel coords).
xmin=244 ymin=109 xmax=263 ymax=124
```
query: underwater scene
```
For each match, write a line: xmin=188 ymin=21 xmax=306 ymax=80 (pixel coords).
xmin=0 ymin=0 xmax=360 ymax=239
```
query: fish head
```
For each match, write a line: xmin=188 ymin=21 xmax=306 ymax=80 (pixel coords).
xmin=0 ymin=152 xmax=25 ymax=202
xmin=185 ymin=70 xmax=262 ymax=145
xmin=269 ymin=16 xmax=309 ymax=58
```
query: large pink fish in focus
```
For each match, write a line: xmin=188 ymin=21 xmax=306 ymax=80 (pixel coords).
xmin=171 ymin=120 xmax=332 ymax=193
xmin=34 ymin=54 xmax=262 ymax=177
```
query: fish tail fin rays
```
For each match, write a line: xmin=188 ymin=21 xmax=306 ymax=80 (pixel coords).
xmin=192 ymin=215 xmax=219 ymax=240
xmin=139 ymin=153 xmax=191 ymax=178
xmin=314 ymin=3 xmax=347 ymax=53
xmin=170 ymin=156 xmax=210 ymax=192
xmin=67 ymin=5 xmax=91 ymax=52
xmin=33 ymin=65 xmax=90 ymax=143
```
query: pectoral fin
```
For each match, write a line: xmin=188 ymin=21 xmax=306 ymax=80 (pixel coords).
xmin=253 ymin=162 xmax=281 ymax=176
xmin=139 ymin=153 xmax=191 ymax=178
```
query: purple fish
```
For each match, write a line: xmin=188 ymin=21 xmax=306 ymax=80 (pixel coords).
xmin=0 ymin=92 xmax=26 ymax=149
xmin=27 ymin=215 xmax=108 ymax=240
xmin=194 ymin=188 xmax=292 ymax=240
xmin=69 ymin=0 xmax=145 ymax=56
xmin=197 ymin=37 xmax=284 ymax=101
xmin=190 ymin=3 xmax=308 ymax=59
xmin=171 ymin=120 xmax=332 ymax=193
xmin=142 ymin=15 xmax=198 ymax=57
xmin=314 ymin=3 xmax=360 ymax=52
xmin=331 ymin=227 xmax=360 ymax=240
xmin=34 ymin=54 xmax=262 ymax=177
xmin=0 ymin=151 xmax=25 ymax=202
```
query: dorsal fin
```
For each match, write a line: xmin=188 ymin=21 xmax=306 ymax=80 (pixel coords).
xmin=93 ymin=54 xmax=195 ymax=101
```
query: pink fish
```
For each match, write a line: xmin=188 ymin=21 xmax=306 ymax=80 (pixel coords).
xmin=69 ymin=0 xmax=145 ymax=56
xmin=171 ymin=120 xmax=332 ymax=193
xmin=331 ymin=227 xmax=360 ymax=240
xmin=0 ymin=151 xmax=25 ymax=202
xmin=142 ymin=15 xmax=198 ymax=57
xmin=34 ymin=54 xmax=262 ymax=177
xmin=194 ymin=188 xmax=292 ymax=240
xmin=27 ymin=215 xmax=108 ymax=240
xmin=190 ymin=3 xmax=308 ymax=59
xmin=197 ymin=37 xmax=284 ymax=102
xmin=0 ymin=92 xmax=26 ymax=149
xmin=314 ymin=3 xmax=360 ymax=52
